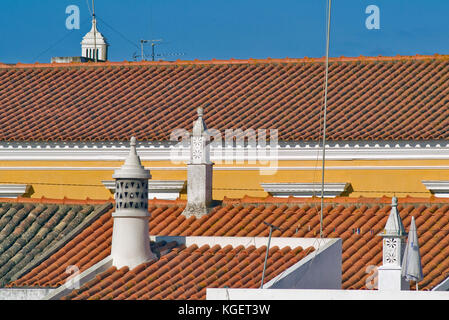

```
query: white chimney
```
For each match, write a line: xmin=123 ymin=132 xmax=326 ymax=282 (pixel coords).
xmin=182 ymin=107 xmax=214 ymax=218
xmin=111 ymin=137 xmax=153 ymax=269
xmin=378 ymin=197 xmax=410 ymax=291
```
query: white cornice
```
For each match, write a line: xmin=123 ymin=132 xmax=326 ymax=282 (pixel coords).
xmin=0 ymin=184 xmax=29 ymax=198
xmin=102 ymin=180 xmax=186 ymax=200
xmin=3 ymin=165 xmax=449 ymax=171
xmin=1 ymin=140 xmax=449 ymax=161
xmin=422 ymin=180 xmax=449 ymax=198
xmin=261 ymin=183 xmax=350 ymax=198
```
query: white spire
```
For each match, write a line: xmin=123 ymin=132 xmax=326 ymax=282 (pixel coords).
xmin=378 ymin=196 xmax=410 ymax=291
xmin=381 ymin=196 xmax=407 ymax=237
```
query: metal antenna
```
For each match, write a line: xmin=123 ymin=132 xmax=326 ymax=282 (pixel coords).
xmin=155 ymin=52 xmax=186 ymax=59
xmin=140 ymin=39 xmax=163 ymax=61
xmin=260 ymin=221 xmax=282 ymax=289
xmin=320 ymin=0 xmax=332 ymax=238
xmin=140 ymin=40 xmax=148 ymax=61
xmin=92 ymin=0 xmax=97 ymax=62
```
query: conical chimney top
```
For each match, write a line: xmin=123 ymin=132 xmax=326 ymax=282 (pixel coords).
xmin=112 ymin=137 xmax=151 ymax=179
xmin=379 ymin=196 xmax=407 ymax=237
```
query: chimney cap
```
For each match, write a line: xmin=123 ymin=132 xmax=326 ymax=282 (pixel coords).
xmin=378 ymin=196 xmax=407 ymax=238
xmin=112 ymin=136 xmax=151 ymax=179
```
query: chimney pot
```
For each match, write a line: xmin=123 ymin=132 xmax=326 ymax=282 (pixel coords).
xmin=111 ymin=137 xmax=153 ymax=269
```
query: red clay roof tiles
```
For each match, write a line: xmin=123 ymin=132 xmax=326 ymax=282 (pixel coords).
xmin=9 ymin=196 xmax=449 ymax=292
xmin=1 ymin=55 xmax=449 ymax=141
xmin=61 ymin=242 xmax=312 ymax=300
xmin=0 ymin=199 xmax=112 ymax=287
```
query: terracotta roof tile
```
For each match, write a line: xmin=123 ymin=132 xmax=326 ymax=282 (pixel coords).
xmin=2 ymin=56 xmax=449 ymax=141
xmin=0 ymin=200 xmax=112 ymax=287
xmin=10 ymin=196 xmax=449 ymax=292
xmin=61 ymin=242 xmax=309 ymax=300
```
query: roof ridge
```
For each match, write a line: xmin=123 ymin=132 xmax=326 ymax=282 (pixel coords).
xmin=222 ymin=195 xmax=449 ymax=204
xmin=1 ymin=196 xmax=446 ymax=206
xmin=3 ymin=54 xmax=449 ymax=69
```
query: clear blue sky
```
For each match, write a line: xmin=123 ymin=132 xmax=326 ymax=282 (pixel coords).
xmin=1 ymin=0 xmax=448 ymax=64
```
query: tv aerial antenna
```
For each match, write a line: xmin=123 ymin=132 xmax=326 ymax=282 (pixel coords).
xmin=140 ymin=39 xmax=162 ymax=61
xmin=139 ymin=39 xmax=185 ymax=61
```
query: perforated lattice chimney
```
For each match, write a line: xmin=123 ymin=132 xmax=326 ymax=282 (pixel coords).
xmin=111 ymin=137 xmax=153 ymax=269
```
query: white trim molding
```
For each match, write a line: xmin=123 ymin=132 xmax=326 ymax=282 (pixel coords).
xmin=1 ymin=140 xmax=449 ymax=161
xmin=2 ymin=165 xmax=449 ymax=171
xmin=260 ymin=183 xmax=351 ymax=198
xmin=422 ymin=181 xmax=449 ymax=198
xmin=102 ymin=180 xmax=186 ymax=200
xmin=0 ymin=184 xmax=30 ymax=198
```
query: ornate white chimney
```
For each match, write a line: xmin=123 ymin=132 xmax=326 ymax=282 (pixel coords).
xmin=111 ymin=137 xmax=153 ymax=269
xmin=378 ymin=197 xmax=410 ymax=291
xmin=182 ymin=107 xmax=214 ymax=218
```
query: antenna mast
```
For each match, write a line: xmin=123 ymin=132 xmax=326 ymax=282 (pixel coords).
xmin=320 ymin=0 xmax=332 ymax=238
xmin=260 ymin=222 xmax=282 ymax=289
xmin=140 ymin=39 xmax=163 ymax=61
xmin=92 ymin=0 xmax=97 ymax=62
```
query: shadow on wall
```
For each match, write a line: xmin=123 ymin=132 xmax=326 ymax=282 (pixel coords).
xmin=22 ymin=185 xmax=35 ymax=198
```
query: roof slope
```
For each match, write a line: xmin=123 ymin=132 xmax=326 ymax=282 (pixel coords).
xmin=10 ymin=196 xmax=449 ymax=291
xmin=0 ymin=199 xmax=112 ymax=286
xmin=62 ymin=242 xmax=312 ymax=300
xmin=1 ymin=55 xmax=449 ymax=142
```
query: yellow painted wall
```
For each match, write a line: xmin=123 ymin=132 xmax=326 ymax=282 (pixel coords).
xmin=0 ymin=159 xmax=447 ymax=200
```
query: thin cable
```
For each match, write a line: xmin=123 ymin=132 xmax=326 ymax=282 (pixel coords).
xmin=320 ymin=0 xmax=332 ymax=238
xmin=31 ymin=17 xmax=91 ymax=62
xmin=0 ymin=181 xmax=437 ymax=194
xmin=92 ymin=0 xmax=97 ymax=62
xmin=95 ymin=15 xmax=140 ymax=50
xmin=86 ymin=0 xmax=92 ymax=16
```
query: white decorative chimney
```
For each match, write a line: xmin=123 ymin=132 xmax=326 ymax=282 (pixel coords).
xmin=111 ymin=137 xmax=153 ymax=269
xmin=378 ymin=197 xmax=410 ymax=291
xmin=182 ymin=107 xmax=214 ymax=218
xmin=81 ymin=16 xmax=108 ymax=61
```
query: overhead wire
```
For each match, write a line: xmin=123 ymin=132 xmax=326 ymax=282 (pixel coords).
xmin=95 ymin=15 xmax=140 ymax=51
xmin=0 ymin=181 xmax=437 ymax=195
xmin=0 ymin=180 xmax=438 ymax=195
xmin=31 ymin=16 xmax=91 ymax=62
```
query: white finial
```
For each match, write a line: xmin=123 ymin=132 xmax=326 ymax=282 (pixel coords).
xmin=392 ymin=196 xmax=398 ymax=207
xmin=192 ymin=107 xmax=207 ymax=136
xmin=380 ymin=196 xmax=406 ymax=237
xmin=112 ymin=137 xmax=150 ymax=179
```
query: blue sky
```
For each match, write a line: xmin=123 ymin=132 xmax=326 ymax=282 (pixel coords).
xmin=1 ymin=0 xmax=448 ymax=64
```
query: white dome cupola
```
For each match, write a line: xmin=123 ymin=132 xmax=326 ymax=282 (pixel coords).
xmin=81 ymin=15 xmax=109 ymax=61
